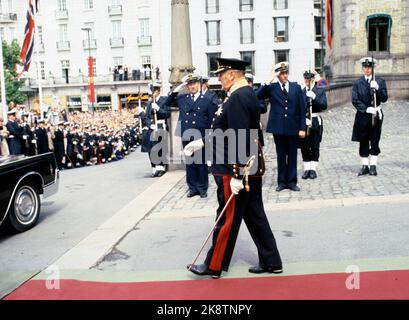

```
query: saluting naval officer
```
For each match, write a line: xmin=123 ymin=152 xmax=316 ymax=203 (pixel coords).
xmin=256 ymin=62 xmax=306 ymax=192
xmin=352 ymin=57 xmax=388 ymax=177
xmin=165 ymin=73 xmax=218 ymax=198
xmin=301 ymin=70 xmax=328 ymax=180
xmin=139 ymin=83 xmax=171 ymax=178
xmin=183 ymin=58 xmax=282 ymax=278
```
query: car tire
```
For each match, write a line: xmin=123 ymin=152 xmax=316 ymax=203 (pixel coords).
xmin=7 ymin=184 xmax=41 ymax=233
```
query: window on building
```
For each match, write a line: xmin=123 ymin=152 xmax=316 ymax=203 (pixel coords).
xmin=37 ymin=26 xmax=43 ymax=43
xmin=239 ymin=0 xmax=253 ymax=12
xmin=112 ymin=20 xmax=122 ymax=39
xmin=84 ymin=0 xmax=93 ymax=9
xmin=274 ymin=17 xmax=288 ymax=42
xmin=314 ymin=0 xmax=322 ymax=10
xmin=206 ymin=21 xmax=220 ymax=46
xmin=142 ymin=56 xmax=151 ymax=66
xmin=92 ymin=58 xmax=96 ymax=76
xmin=113 ymin=57 xmax=123 ymax=68
xmin=111 ymin=0 xmax=121 ymax=5
xmin=8 ymin=26 xmax=15 ymax=40
xmin=58 ymin=0 xmax=67 ymax=11
xmin=206 ymin=0 xmax=219 ymax=14
xmin=274 ymin=50 xmax=289 ymax=64
xmin=240 ymin=51 xmax=255 ymax=74
xmin=139 ymin=18 xmax=150 ymax=37
xmin=274 ymin=0 xmax=288 ymax=10
xmin=61 ymin=60 xmax=70 ymax=83
xmin=314 ymin=16 xmax=323 ymax=41
xmin=0 ymin=28 xmax=4 ymax=40
xmin=367 ymin=15 xmax=392 ymax=52
xmin=39 ymin=61 xmax=45 ymax=80
xmin=59 ymin=24 xmax=68 ymax=42
xmin=207 ymin=52 xmax=221 ymax=76
xmin=315 ymin=49 xmax=325 ymax=73
xmin=240 ymin=19 xmax=254 ymax=44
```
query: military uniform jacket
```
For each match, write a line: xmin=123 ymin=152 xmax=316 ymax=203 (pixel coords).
xmin=35 ymin=127 xmax=49 ymax=154
xmin=352 ymin=76 xmax=388 ymax=142
xmin=256 ymin=81 xmax=306 ymax=136
xmin=209 ymin=81 xmax=265 ymax=179
xmin=166 ymin=91 xmax=218 ymax=138
xmin=303 ymin=85 xmax=328 ymax=132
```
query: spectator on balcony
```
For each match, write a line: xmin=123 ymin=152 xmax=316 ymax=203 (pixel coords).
xmin=124 ymin=66 xmax=129 ymax=81
xmin=113 ymin=66 xmax=119 ymax=81
xmin=118 ymin=66 xmax=124 ymax=81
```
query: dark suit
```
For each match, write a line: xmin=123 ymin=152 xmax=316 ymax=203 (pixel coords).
xmin=6 ymin=120 xmax=23 ymax=155
xmin=166 ymin=91 xmax=217 ymax=195
xmin=203 ymin=83 xmax=281 ymax=274
xmin=352 ymin=76 xmax=388 ymax=157
xmin=141 ymin=96 xmax=170 ymax=168
xmin=35 ymin=127 xmax=49 ymax=154
xmin=301 ymin=85 xmax=328 ymax=162
xmin=257 ymin=81 xmax=306 ymax=187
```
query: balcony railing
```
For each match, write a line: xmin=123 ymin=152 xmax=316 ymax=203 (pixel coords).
xmin=82 ymin=39 xmax=97 ymax=50
xmin=0 ymin=13 xmax=17 ymax=22
xmin=108 ymin=5 xmax=122 ymax=15
xmin=137 ymin=36 xmax=152 ymax=46
xmin=56 ymin=41 xmax=70 ymax=51
xmin=55 ymin=10 xmax=69 ymax=20
xmin=110 ymin=37 xmax=124 ymax=48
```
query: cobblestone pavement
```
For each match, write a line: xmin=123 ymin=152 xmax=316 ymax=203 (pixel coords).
xmin=153 ymin=100 xmax=409 ymax=213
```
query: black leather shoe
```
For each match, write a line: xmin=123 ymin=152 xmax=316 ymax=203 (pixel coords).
xmin=187 ymin=191 xmax=200 ymax=198
xmin=288 ymin=185 xmax=301 ymax=192
xmin=302 ymin=171 xmax=310 ymax=180
xmin=157 ymin=170 xmax=166 ymax=178
xmin=358 ymin=165 xmax=370 ymax=176
xmin=309 ymin=170 xmax=317 ymax=179
xmin=276 ymin=185 xmax=286 ymax=192
xmin=187 ymin=264 xmax=221 ymax=279
xmin=369 ymin=166 xmax=378 ymax=176
xmin=200 ymin=192 xmax=208 ymax=198
xmin=248 ymin=265 xmax=283 ymax=274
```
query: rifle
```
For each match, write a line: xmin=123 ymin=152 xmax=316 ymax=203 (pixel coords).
xmin=306 ymin=67 xmax=313 ymax=137
xmin=371 ymin=54 xmax=377 ymax=127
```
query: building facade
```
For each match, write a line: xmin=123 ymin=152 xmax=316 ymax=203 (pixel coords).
xmin=2 ymin=0 xmax=324 ymax=112
xmin=327 ymin=0 xmax=409 ymax=100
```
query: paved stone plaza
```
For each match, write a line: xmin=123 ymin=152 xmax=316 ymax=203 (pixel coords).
xmin=153 ymin=100 xmax=409 ymax=213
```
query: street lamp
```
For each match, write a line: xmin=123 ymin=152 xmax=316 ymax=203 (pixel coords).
xmin=81 ymin=26 xmax=95 ymax=113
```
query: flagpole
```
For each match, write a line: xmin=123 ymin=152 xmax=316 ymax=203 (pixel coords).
xmin=0 ymin=33 xmax=7 ymax=120
xmin=33 ymin=1 xmax=44 ymax=119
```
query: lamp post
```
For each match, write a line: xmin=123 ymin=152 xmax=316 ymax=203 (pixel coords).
xmin=81 ymin=26 xmax=95 ymax=113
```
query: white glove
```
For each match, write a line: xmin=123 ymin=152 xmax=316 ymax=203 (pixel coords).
xmin=152 ymin=103 xmax=160 ymax=112
xmin=150 ymin=124 xmax=157 ymax=131
xmin=174 ymin=82 xmax=186 ymax=93
xmin=306 ymin=91 xmax=316 ymax=100
xmin=137 ymin=106 xmax=145 ymax=114
xmin=183 ymin=139 xmax=204 ymax=157
xmin=370 ymin=81 xmax=379 ymax=91
xmin=32 ymin=139 xmax=37 ymax=144
xmin=306 ymin=118 xmax=312 ymax=126
xmin=366 ymin=107 xmax=376 ymax=115
xmin=230 ymin=178 xmax=244 ymax=195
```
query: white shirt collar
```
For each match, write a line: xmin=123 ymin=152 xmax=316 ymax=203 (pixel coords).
xmin=278 ymin=81 xmax=289 ymax=92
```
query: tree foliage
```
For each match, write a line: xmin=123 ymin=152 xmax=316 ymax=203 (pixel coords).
xmin=2 ymin=39 xmax=27 ymax=105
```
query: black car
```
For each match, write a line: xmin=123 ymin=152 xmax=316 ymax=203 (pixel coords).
xmin=0 ymin=153 xmax=59 ymax=233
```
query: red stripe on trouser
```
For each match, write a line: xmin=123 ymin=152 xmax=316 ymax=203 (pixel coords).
xmin=209 ymin=176 xmax=236 ymax=271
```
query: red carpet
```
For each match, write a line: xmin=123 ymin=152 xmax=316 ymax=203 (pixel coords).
xmin=5 ymin=270 xmax=409 ymax=300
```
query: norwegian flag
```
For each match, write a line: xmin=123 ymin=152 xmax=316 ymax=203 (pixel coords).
xmin=16 ymin=0 xmax=36 ymax=79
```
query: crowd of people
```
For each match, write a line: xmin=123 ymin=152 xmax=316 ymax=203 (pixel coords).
xmin=0 ymin=105 xmax=142 ymax=171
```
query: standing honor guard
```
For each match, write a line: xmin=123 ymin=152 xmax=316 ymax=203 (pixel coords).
xmin=6 ymin=110 xmax=23 ymax=155
xmin=301 ymin=70 xmax=328 ymax=180
xmin=352 ymin=57 xmax=388 ymax=177
xmin=256 ymin=62 xmax=306 ymax=192
xmin=165 ymin=73 xmax=218 ymax=198
xmin=184 ymin=58 xmax=282 ymax=278
xmin=139 ymin=83 xmax=170 ymax=178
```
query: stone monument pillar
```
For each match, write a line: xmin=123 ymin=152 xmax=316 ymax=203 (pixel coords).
xmin=168 ymin=0 xmax=195 ymax=170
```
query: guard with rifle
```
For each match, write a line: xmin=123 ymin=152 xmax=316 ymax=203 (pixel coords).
xmin=301 ymin=69 xmax=327 ymax=180
xmin=352 ymin=57 xmax=388 ymax=177
xmin=139 ymin=83 xmax=170 ymax=178
xmin=183 ymin=58 xmax=282 ymax=278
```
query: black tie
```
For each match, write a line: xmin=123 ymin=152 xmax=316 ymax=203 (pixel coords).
xmin=282 ymin=83 xmax=288 ymax=96
xmin=191 ymin=94 xmax=195 ymax=101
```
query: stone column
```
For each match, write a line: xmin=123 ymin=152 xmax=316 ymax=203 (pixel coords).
xmin=168 ymin=0 xmax=195 ymax=170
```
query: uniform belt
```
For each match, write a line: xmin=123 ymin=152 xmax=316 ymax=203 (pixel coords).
xmin=311 ymin=114 xmax=322 ymax=126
